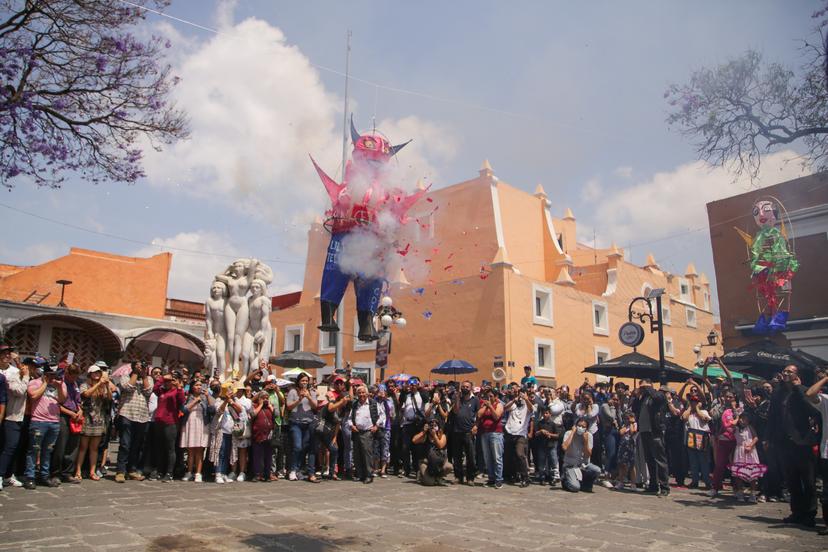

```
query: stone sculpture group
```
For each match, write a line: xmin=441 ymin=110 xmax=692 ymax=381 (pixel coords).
xmin=204 ymin=258 xmax=273 ymax=381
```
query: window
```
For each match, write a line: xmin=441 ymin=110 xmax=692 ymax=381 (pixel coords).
xmin=532 ymin=284 xmax=554 ymax=327
xmin=534 ymin=338 xmax=555 ymax=377
xmin=318 ymin=329 xmax=336 ymax=355
xmin=353 ymin=315 xmax=377 ymax=352
xmin=661 ymin=304 xmax=672 ymax=326
xmin=594 ymin=346 xmax=611 ymax=365
xmin=703 ymin=291 xmax=711 ymax=311
xmin=284 ymin=325 xmax=304 ymax=352
xmin=592 ymin=300 xmax=609 ymax=336
xmin=686 ymin=306 xmax=697 ymax=328
xmin=664 ymin=336 xmax=674 ymax=358
xmin=642 ymin=282 xmax=653 ymax=298
xmin=678 ymin=277 xmax=691 ymax=302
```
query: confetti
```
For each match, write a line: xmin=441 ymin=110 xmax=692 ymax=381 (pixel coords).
xmin=444 ymin=265 xmax=453 ymax=271
xmin=413 ymin=287 xmax=426 ymax=296
xmin=422 ymin=311 xmax=433 ymax=320
xmin=426 ymin=197 xmax=433 ymax=203
xmin=451 ymin=279 xmax=465 ymax=285
xmin=425 ymin=259 xmax=432 ymax=263
xmin=396 ymin=243 xmax=411 ymax=256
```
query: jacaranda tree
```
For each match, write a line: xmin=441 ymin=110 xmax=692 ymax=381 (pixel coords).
xmin=666 ymin=5 xmax=828 ymax=182
xmin=0 ymin=0 xmax=189 ymax=189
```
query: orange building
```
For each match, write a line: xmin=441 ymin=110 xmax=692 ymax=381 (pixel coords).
xmin=270 ymin=162 xmax=722 ymax=385
xmin=0 ymin=248 xmax=205 ymax=368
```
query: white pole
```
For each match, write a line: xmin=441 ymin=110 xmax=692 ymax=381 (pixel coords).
xmin=335 ymin=30 xmax=351 ymax=372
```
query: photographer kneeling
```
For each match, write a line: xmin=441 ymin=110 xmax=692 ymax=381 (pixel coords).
xmin=561 ymin=417 xmax=601 ymax=493
xmin=412 ymin=418 xmax=451 ymax=486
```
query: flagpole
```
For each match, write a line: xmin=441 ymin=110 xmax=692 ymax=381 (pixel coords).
xmin=334 ymin=29 xmax=351 ymax=373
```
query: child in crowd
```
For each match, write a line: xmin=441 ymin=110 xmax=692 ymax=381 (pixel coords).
xmin=615 ymin=412 xmax=637 ymax=490
xmin=728 ymin=412 xmax=766 ymax=503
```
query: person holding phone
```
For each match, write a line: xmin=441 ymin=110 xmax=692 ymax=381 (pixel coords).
xmin=24 ymin=363 xmax=67 ymax=489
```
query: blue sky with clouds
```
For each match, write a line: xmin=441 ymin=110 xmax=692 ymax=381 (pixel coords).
xmin=1 ymin=0 xmax=819 ymax=308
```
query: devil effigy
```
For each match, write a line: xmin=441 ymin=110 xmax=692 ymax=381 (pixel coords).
xmin=310 ymin=115 xmax=427 ymax=342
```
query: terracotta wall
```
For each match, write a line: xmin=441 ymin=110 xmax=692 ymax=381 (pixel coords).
xmin=0 ymin=248 xmax=172 ymax=319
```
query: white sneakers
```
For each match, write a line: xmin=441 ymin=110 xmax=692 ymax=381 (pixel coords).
xmin=181 ymin=472 xmax=192 ymax=482
xmin=226 ymin=473 xmax=236 ymax=482
xmin=194 ymin=473 xmax=203 ymax=483
xmin=215 ymin=474 xmax=225 ymax=484
xmin=288 ymin=471 xmax=298 ymax=481
xmin=4 ymin=476 xmax=22 ymax=488
xmin=236 ymin=472 xmax=245 ymax=482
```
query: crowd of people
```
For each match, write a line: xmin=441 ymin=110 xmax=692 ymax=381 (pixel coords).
xmin=0 ymin=342 xmax=825 ymax=535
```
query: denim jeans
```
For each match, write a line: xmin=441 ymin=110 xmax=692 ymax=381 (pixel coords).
xmin=217 ymin=433 xmax=233 ymax=475
xmin=339 ymin=422 xmax=352 ymax=473
xmin=535 ymin=444 xmax=559 ymax=482
xmin=687 ymin=447 xmax=711 ymax=487
xmin=116 ymin=417 xmax=148 ymax=475
xmin=25 ymin=421 xmax=60 ymax=481
xmin=0 ymin=420 xmax=22 ymax=478
xmin=602 ymin=428 xmax=619 ymax=473
xmin=481 ymin=432 xmax=504 ymax=484
xmin=289 ymin=422 xmax=316 ymax=474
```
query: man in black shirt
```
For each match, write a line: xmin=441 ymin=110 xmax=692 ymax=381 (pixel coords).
xmin=630 ymin=379 xmax=670 ymax=496
xmin=451 ymin=380 xmax=479 ymax=485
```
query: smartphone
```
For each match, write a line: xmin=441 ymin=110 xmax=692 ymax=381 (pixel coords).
xmin=66 ymin=352 xmax=75 ymax=364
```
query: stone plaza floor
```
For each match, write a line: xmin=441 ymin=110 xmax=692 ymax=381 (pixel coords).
xmin=0 ymin=476 xmax=823 ymax=552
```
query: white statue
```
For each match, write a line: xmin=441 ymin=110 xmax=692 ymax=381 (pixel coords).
xmin=243 ymin=278 xmax=272 ymax=378
xmin=204 ymin=280 xmax=228 ymax=379
xmin=211 ymin=258 xmax=273 ymax=380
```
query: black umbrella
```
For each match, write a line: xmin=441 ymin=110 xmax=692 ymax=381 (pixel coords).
xmin=720 ymin=339 xmax=819 ymax=382
xmin=583 ymin=351 xmax=694 ymax=383
xmin=270 ymin=350 xmax=326 ymax=370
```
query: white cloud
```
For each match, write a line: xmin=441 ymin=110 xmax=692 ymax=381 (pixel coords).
xmin=586 ymin=150 xmax=808 ymax=247
xmin=142 ymin=17 xmax=342 ymax=225
xmin=143 ymin=18 xmax=457 ymax=230
xmin=1 ymin=242 xmax=65 ymax=266
xmin=133 ymin=231 xmax=301 ymax=302
xmin=614 ymin=166 xmax=633 ymax=179
xmin=581 ymin=177 xmax=602 ymax=201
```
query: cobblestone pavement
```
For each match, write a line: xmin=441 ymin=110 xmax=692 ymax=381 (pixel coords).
xmin=0 ymin=476 xmax=823 ymax=552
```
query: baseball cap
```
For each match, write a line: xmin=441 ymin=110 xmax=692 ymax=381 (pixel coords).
xmin=94 ymin=360 xmax=108 ymax=369
xmin=333 ymin=375 xmax=346 ymax=383
xmin=265 ymin=374 xmax=277 ymax=383
xmin=0 ymin=342 xmax=15 ymax=352
xmin=87 ymin=365 xmax=102 ymax=374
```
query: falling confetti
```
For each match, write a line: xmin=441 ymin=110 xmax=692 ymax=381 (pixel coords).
xmin=426 ymin=197 xmax=433 ymax=203
xmin=444 ymin=265 xmax=453 ymax=271
xmin=413 ymin=287 xmax=426 ymax=296
xmin=422 ymin=311 xmax=433 ymax=320
xmin=479 ymin=264 xmax=491 ymax=280
xmin=397 ymin=243 xmax=411 ymax=256
xmin=451 ymin=279 xmax=465 ymax=285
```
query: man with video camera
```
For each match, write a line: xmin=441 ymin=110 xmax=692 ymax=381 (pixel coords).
xmin=115 ymin=360 xmax=154 ymax=483
xmin=503 ymin=382 xmax=534 ymax=487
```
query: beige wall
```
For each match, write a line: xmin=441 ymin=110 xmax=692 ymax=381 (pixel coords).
xmin=271 ymin=164 xmax=721 ymax=386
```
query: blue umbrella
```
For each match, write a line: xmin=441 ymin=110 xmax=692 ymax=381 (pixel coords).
xmin=431 ymin=359 xmax=478 ymax=379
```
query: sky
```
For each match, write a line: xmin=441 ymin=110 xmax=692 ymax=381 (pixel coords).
xmin=1 ymin=0 xmax=820 ymax=312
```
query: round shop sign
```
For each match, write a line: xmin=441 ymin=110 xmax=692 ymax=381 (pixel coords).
xmin=619 ymin=322 xmax=645 ymax=348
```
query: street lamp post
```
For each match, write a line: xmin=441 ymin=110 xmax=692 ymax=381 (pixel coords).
xmin=626 ymin=288 xmax=666 ymax=384
xmin=693 ymin=329 xmax=720 ymax=366
xmin=375 ymin=296 xmax=406 ymax=382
